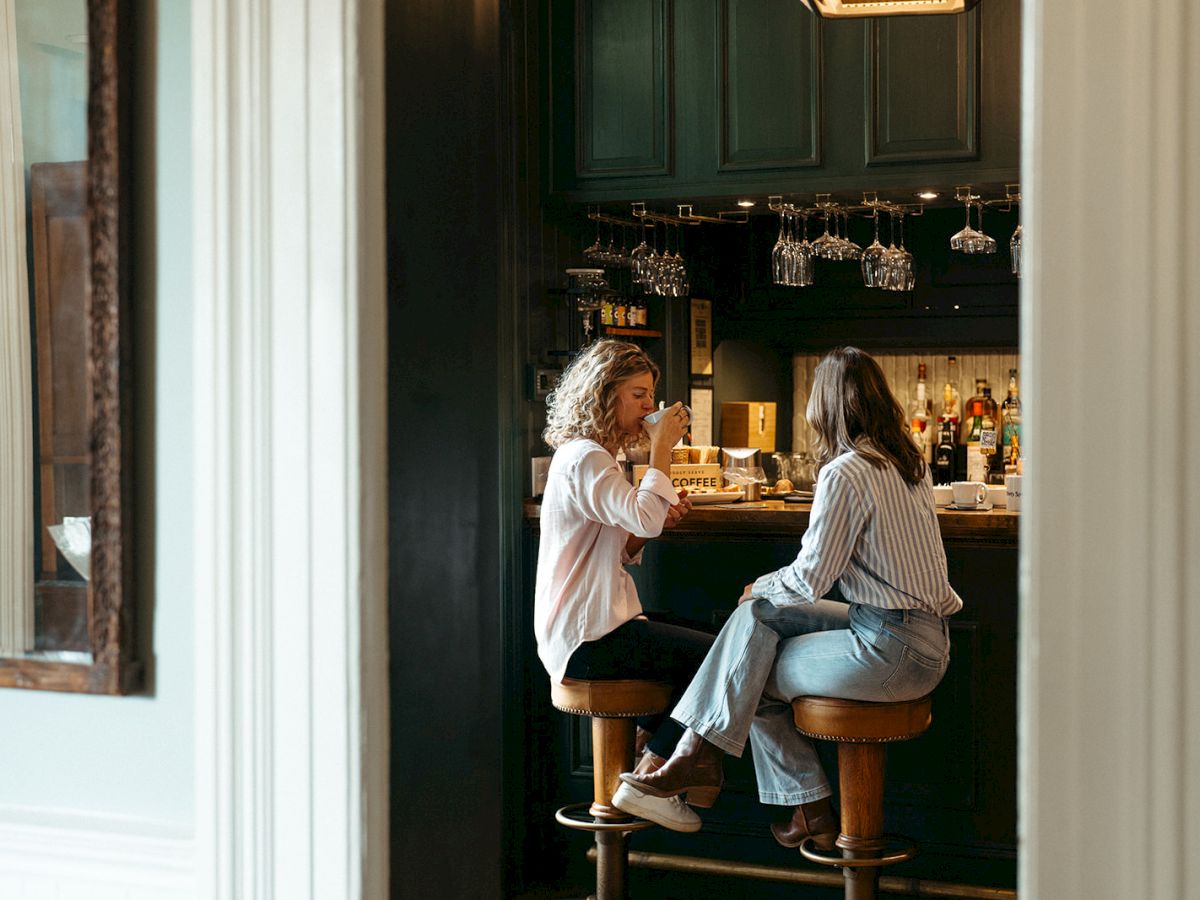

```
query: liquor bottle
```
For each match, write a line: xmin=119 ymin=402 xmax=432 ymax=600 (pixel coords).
xmin=634 ymin=296 xmax=648 ymax=328
xmin=614 ymin=296 xmax=628 ymax=328
xmin=934 ymin=419 xmax=956 ymax=485
xmin=1001 ymin=368 xmax=1022 ymax=472
xmin=961 ymin=378 xmax=987 ymax=443
xmin=943 ymin=355 xmax=962 ymax=425
xmin=600 ymin=293 xmax=614 ymax=326
xmin=910 ymin=362 xmax=933 ymax=464
xmin=962 ymin=378 xmax=988 ymax=482
xmin=980 ymin=387 xmax=1005 ymax=484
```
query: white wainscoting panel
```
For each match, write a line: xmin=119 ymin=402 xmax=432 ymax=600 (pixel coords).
xmin=0 ymin=808 xmax=193 ymax=899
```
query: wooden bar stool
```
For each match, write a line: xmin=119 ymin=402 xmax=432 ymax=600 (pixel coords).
xmin=791 ymin=695 xmax=933 ymax=900
xmin=551 ymin=677 xmax=674 ymax=900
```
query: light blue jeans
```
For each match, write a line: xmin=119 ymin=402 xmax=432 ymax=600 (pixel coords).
xmin=671 ymin=598 xmax=950 ymax=805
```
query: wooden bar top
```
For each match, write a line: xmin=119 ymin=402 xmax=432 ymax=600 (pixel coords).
xmin=523 ymin=498 xmax=1018 ymax=546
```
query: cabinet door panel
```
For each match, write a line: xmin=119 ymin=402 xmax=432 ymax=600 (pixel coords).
xmin=575 ymin=0 xmax=672 ymax=177
xmin=866 ymin=10 xmax=979 ymax=164
xmin=719 ymin=0 xmax=820 ymax=171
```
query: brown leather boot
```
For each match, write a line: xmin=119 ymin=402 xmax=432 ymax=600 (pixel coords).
xmin=632 ymin=749 xmax=667 ymax=777
xmin=770 ymin=797 xmax=839 ymax=851
xmin=635 ymin=726 xmax=653 ymax=759
xmin=618 ymin=729 xmax=724 ymax=808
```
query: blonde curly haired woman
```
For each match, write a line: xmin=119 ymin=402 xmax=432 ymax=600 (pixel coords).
xmin=535 ymin=339 xmax=714 ymax=832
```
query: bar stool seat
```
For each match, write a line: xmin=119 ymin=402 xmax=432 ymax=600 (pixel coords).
xmin=551 ymin=677 xmax=673 ymax=900
xmin=791 ymin=695 xmax=933 ymax=900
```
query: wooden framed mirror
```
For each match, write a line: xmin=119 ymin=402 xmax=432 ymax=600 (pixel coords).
xmin=0 ymin=0 xmax=139 ymax=693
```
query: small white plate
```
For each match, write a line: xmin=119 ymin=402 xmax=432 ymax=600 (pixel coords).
xmin=688 ymin=490 xmax=743 ymax=505
xmin=947 ymin=501 xmax=994 ymax=511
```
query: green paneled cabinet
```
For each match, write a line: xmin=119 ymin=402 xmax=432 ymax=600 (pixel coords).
xmin=548 ymin=0 xmax=1020 ymax=201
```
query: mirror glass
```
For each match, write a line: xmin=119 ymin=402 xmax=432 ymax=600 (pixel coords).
xmin=1 ymin=0 xmax=137 ymax=692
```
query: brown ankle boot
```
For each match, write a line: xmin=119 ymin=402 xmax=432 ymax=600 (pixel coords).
xmin=770 ymin=797 xmax=839 ymax=850
xmin=631 ymin=750 xmax=667 ymax=777
xmin=618 ymin=729 xmax=724 ymax=808
xmin=635 ymin=726 xmax=653 ymax=758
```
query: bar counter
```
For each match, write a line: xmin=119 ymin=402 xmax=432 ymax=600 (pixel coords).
xmin=523 ymin=497 xmax=1018 ymax=544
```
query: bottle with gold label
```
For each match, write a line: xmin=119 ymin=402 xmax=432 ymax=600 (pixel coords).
xmin=1001 ymin=368 xmax=1022 ymax=471
xmin=910 ymin=362 xmax=933 ymax=464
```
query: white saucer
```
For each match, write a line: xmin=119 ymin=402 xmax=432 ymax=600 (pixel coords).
xmin=948 ymin=501 xmax=994 ymax=511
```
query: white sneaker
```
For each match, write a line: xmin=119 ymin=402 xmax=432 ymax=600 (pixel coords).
xmin=612 ymin=781 xmax=702 ymax=833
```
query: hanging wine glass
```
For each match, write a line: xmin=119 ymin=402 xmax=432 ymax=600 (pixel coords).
xmin=1010 ymin=224 xmax=1022 ymax=277
xmin=962 ymin=202 xmax=997 ymax=254
xmin=861 ymin=209 xmax=887 ymax=288
xmin=772 ymin=209 xmax=788 ymax=285
xmin=950 ymin=191 xmax=984 ymax=251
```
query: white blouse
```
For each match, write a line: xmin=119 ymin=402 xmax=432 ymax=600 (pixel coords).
xmin=534 ymin=438 xmax=680 ymax=683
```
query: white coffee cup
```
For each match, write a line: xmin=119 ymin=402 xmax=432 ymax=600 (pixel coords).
xmin=1005 ymin=474 xmax=1022 ymax=512
xmin=643 ymin=402 xmax=691 ymax=426
xmin=951 ymin=481 xmax=988 ymax=508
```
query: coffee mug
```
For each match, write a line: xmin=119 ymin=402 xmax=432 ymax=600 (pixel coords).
xmin=951 ymin=481 xmax=988 ymax=507
xmin=644 ymin=403 xmax=691 ymax=426
xmin=1005 ymin=474 xmax=1022 ymax=512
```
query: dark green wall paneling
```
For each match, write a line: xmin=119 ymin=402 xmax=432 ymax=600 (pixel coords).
xmin=719 ymin=0 xmax=821 ymax=171
xmin=575 ymin=0 xmax=672 ymax=177
xmin=551 ymin=0 xmax=1020 ymax=201
xmin=867 ymin=11 xmax=979 ymax=164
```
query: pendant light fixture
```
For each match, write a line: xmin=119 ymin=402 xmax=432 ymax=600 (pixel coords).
xmin=799 ymin=0 xmax=981 ymax=16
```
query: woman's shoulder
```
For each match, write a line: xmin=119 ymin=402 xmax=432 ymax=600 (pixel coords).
xmin=553 ymin=438 xmax=614 ymax=472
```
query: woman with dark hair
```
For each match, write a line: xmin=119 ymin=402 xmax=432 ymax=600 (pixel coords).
xmin=535 ymin=339 xmax=715 ymax=832
xmin=618 ymin=347 xmax=961 ymax=849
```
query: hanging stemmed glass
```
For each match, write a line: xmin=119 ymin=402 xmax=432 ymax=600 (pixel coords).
xmin=950 ymin=191 xmax=984 ymax=251
xmin=861 ymin=209 xmax=887 ymax=287
xmin=630 ymin=222 xmax=652 ymax=280
xmin=1010 ymin=223 xmax=1022 ymax=277
xmin=812 ymin=208 xmax=838 ymax=260
xmin=787 ymin=212 xmax=814 ymax=287
xmin=963 ymin=202 xmax=997 ymax=254
xmin=838 ymin=211 xmax=862 ymax=260
xmin=584 ymin=216 xmax=603 ymax=261
xmin=772 ymin=209 xmax=789 ymax=285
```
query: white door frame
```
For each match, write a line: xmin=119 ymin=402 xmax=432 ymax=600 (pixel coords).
xmin=1021 ymin=1 xmax=1200 ymax=896
xmin=191 ymin=2 xmax=388 ymax=897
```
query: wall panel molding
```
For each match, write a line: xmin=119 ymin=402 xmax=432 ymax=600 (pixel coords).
xmin=575 ymin=0 xmax=673 ymax=177
xmin=719 ymin=0 xmax=821 ymax=171
xmin=0 ymin=808 xmax=192 ymax=898
xmin=866 ymin=11 xmax=979 ymax=165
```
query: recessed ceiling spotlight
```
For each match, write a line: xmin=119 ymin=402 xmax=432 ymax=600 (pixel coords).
xmin=916 ymin=191 xmax=940 ymax=201
xmin=737 ymin=199 xmax=755 ymax=208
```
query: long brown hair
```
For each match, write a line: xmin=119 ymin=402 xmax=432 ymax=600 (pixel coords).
xmin=542 ymin=340 xmax=660 ymax=451
xmin=807 ymin=347 xmax=925 ymax=485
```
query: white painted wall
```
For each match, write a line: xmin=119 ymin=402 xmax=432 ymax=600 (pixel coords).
xmin=0 ymin=0 xmax=194 ymax=853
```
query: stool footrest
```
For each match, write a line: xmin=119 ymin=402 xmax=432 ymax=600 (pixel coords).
xmin=555 ymin=801 xmax=657 ymax=834
xmin=798 ymin=833 xmax=919 ymax=868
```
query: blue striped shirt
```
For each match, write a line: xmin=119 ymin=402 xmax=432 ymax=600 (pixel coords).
xmin=751 ymin=451 xmax=963 ymax=616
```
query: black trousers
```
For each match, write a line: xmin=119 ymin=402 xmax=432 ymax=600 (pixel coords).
xmin=564 ymin=612 xmax=716 ymax=757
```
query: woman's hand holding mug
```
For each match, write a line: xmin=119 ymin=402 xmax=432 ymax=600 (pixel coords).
xmin=642 ymin=401 xmax=691 ymax=449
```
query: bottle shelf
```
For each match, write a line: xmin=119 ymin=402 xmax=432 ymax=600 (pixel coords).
xmin=602 ymin=326 xmax=663 ymax=338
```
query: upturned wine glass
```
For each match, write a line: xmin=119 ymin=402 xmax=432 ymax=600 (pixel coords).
xmin=861 ymin=210 xmax=887 ymax=287
xmin=962 ymin=202 xmax=997 ymax=254
xmin=950 ymin=198 xmax=984 ymax=251
xmin=772 ymin=210 xmax=789 ymax=285
xmin=1010 ymin=224 xmax=1022 ymax=276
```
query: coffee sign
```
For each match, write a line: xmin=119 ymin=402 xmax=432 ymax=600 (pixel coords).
xmin=632 ymin=463 xmax=723 ymax=493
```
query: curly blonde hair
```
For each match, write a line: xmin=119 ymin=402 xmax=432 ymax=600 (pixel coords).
xmin=543 ymin=340 xmax=659 ymax=451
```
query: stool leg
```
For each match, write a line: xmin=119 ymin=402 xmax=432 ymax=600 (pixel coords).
xmin=590 ymin=718 xmax=635 ymax=819
xmin=835 ymin=742 xmax=888 ymax=900
xmin=594 ymin=830 xmax=628 ymax=900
